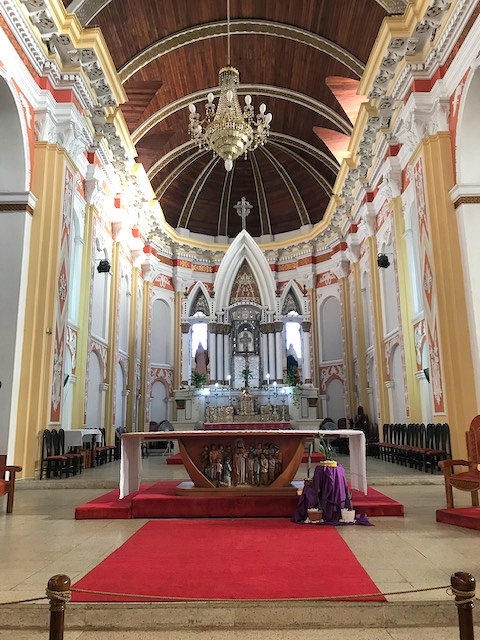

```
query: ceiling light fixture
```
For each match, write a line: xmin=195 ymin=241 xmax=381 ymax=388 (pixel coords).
xmin=187 ymin=0 xmax=272 ymax=171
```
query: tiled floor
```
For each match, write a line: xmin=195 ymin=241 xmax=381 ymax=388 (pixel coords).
xmin=4 ymin=454 xmax=478 ymax=607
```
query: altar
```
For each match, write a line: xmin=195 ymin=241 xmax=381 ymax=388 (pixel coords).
xmin=174 ymin=385 xmax=319 ymax=424
xmin=120 ymin=429 xmax=367 ymax=498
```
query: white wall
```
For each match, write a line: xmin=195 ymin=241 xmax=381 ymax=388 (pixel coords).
xmin=115 ymin=362 xmax=126 ymax=428
xmin=86 ymin=351 xmax=104 ymax=427
xmin=325 ymin=378 xmax=345 ymax=423
xmin=150 ymin=380 xmax=168 ymax=424
xmin=0 ymin=76 xmax=30 ymax=461
xmin=151 ymin=297 xmax=172 ymax=365
xmin=61 ymin=350 xmax=74 ymax=429
xmin=118 ymin=271 xmax=130 ymax=354
xmin=390 ymin=345 xmax=406 ymax=422
xmin=380 ymin=243 xmax=398 ymax=336
xmin=320 ymin=296 xmax=343 ymax=361
xmin=91 ymin=240 xmax=110 ymax=340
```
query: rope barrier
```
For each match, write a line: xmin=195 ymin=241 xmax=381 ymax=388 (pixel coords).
xmin=1 ymin=583 xmax=477 ymax=605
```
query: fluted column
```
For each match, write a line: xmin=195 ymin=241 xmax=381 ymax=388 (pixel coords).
xmin=181 ymin=322 xmax=190 ymax=385
xmin=274 ymin=322 xmax=283 ymax=383
xmin=223 ymin=328 xmax=230 ymax=382
xmin=268 ymin=330 xmax=275 ymax=381
xmin=302 ymin=321 xmax=312 ymax=383
xmin=260 ymin=327 xmax=269 ymax=383
xmin=208 ymin=323 xmax=216 ymax=382
xmin=216 ymin=329 xmax=224 ymax=383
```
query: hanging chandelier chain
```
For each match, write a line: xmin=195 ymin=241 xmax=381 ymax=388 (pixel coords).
xmin=227 ymin=0 xmax=231 ymax=66
xmin=186 ymin=0 xmax=272 ymax=172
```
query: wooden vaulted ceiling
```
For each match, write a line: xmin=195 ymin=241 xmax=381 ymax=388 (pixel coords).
xmin=65 ymin=0 xmax=403 ymax=238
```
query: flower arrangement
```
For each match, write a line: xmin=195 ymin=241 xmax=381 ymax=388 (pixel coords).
xmin=241 ymin=367 xmax=252 ymax=388
xmin=191 ymin=370 xmax=207 ymax=388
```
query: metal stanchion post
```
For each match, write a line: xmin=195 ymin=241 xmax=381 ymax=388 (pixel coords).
xmin=451 ymin=572 xmax=476 ymax=640
xmin=47 ymin=574 xmax=71 ymax=640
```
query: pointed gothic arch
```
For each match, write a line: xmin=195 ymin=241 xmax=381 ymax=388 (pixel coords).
xmin=189 ymin=285 xmax=211 ymax=317
xmin=214 ymin=231 xmax=276 ymax=312
xmin=280 ymin=282 xmax=304 ymax=316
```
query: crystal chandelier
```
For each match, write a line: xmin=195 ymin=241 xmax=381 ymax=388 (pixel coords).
xmin=187 ymin=0 xmax=272 ymax=171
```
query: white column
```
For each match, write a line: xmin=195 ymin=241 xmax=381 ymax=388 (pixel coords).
xmin=217 ymin=330 xmax=224 ymax=383
xmin=268 ymin=331 xmax=275 ymax=380
xmin=181 ymin=323 xmax=190 ymax=385
xmin=275 ymin=325 xmax=283 ymax=383
xmin=302 ymin=323 xmax=312 ymax=384
xmin=0 ymin=193 xmax=35 ymax=463
xmin=223 ymin=330 xmax=230 ymax=382
xmin=452 ymin=190 xmax=480 ymax=409
xmin=385 ymin=380 xmax=395 ymax=422
xmin=261 ymin=330 xmax=268 ymax=383
xmin=209 ymin=325 xmax=216 ymax=382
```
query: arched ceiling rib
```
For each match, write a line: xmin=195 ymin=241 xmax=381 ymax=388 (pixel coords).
xmin=250 ymin=152 xmax=271 ymax=237
xmin=132 ymin=85 xmax=352 ymax=144
xmin=118 ymin=20 xmax=365 ymax=83
xmin=177 ymin=156 xmax=219 ymax=229
xmin=68 ymin=0 xmax=406 ymax=28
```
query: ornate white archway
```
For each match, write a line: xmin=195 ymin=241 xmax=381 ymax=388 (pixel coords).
xmin=214 ymin=231 xmax=276 ymax=313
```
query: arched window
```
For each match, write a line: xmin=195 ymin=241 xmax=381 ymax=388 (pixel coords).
xmin=91 ymin=240 xmax=110 ymax=340
xmin=285 ymin=310 xmax=302 ymax=358
xmin=67 ymin=208 xmax=83 ymax=325
xmin=380 ymin=242 xmax=398 ymax=336
xmin=191 ymin=312 xmax=208 ymax=358
xmin=151 ymin=298 xmax=171 ymax=365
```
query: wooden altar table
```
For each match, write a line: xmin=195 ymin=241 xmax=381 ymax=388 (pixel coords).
xmin=120 ymin=429 xmax=367 ymax=498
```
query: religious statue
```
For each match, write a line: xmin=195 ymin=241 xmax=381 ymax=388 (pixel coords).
xmin=194 ymin=342 xmax=209 ymax=376
xmin=222 ymin=457 xmax=232 ymax=487
xmin=233 ymin=439 xmax=247 ymax=485
xmin=286 ymin=343 xmax=299 ymax=376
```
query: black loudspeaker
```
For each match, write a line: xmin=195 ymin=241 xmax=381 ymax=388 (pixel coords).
xmin=377 ymin=254 xmax=390 ymax=268
xmin=64 ymin=374 xmax=69 ymax=387
xmin=424 ymin=367 xmax=430 ymax=383
xmin=97 ymin=259 xmax=111 ymax=273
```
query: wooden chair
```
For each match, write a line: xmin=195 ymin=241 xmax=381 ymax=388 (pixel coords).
xmin=39 ymin=429 xmax=70 ymax=479
xmin=58 ymin=429 xmax=83 ymax=475
xmin=94 ymin=428 xmax=115 ymax=466
xmin=0 ymin=455 xmax=22 ymax=513
xmin=439 ymin=416 xmax=480 ymax=508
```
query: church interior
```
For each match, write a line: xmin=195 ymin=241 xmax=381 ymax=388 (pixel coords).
xmin=1 ymin=0 xmax=480 ymax=637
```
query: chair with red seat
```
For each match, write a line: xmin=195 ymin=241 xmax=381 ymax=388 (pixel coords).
xmin=439 ymin=416 xmax=480 ymax=508
xmin=0 ymin=455 xmax=22 ymax=513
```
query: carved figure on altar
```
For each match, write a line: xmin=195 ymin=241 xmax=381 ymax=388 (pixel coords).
xmin=287 ymin=343 xmax=299 ymax=377
xmin=253 ymin=454 xmax=261 ymax=485
xmin=275 ymin=449 xmax=283 ymax=476
xmin=268 ymin=452 xmax=276 ymax=482
xmin=223 ymin=457 xmax=232 ymax=486
xmin=194 ymin=342 xmax=209 ymax=376
xmin=233 ymin=440 xmax=247 ymax=484
xmin=260 ymin=455 xmax=269 ymax=485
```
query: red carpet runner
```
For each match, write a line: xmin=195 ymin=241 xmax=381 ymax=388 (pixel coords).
xmin=75 ymin=481 xmax=404 ymax=519
xmin=436 ymin=506 xmax=480 ymax=531
xmin=72 ymin=519 xmax=384 ymax=602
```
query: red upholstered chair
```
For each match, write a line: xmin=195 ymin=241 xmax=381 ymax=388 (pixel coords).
xmin=439 ymin=416 xmax=480 ymax=508
xmin=0 ymin=455 xmax=22 ymax=513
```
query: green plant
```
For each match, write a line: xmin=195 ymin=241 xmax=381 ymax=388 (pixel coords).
xmin=191 ymin=370 xmax=207 ymax=388
xmin=316 ymin=433 xmax=335 ymax=460
xmin=241 ymin=367 xmax=252 ymax=388
xmin=285 ymin=368 xmax=300 ymax=387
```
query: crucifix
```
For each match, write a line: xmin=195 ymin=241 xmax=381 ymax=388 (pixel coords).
xmin=234 ymin=196 xmax=253 ymax=231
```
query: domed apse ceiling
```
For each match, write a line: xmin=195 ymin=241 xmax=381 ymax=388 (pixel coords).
xmin=65 ymin=0 xmax=408 ymax=238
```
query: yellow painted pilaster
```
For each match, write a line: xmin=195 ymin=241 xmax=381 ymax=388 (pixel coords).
xmin=72 ymin=203 xmax=95 ymax=428
xmin=14 ymin=143 xmax=67 ymax=477
xmin=173 ymin=291 xmax=182 ymax=392
xmin=340 ymin=276 xmax=356 ymax=418
xmin=367 ymin=235 xmax=390 ymax=425
xmin=126 ymin=267 xmax=139 ymax=431
xmin=392 ymin=197 xmax=422 ymax=422
xmin=309 ymin=287 xmax=320 ymax=417
xmin=352 ymin=262 xmax=369 ymax=410
xmin=419 ymin=133 xmax=477 ymax=457
xmin=104 ymin=242 xmax=120 ymax=444
xmin=138 ymin=279 xmax=152 ymax=430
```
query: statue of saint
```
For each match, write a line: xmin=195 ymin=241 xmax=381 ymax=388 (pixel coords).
xmin=286 ymin=343 xmax=299 ymax=375
xmin=194 ymin=342 xmax=209 ymax=375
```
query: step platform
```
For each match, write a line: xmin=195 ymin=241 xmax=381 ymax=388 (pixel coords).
xmin=75 ymin=480 xmax=404 ymax=519
xmin=436 ymin=506 xmax=480 ymax=531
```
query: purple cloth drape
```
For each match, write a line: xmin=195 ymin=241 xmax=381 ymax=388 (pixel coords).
xmin=313 ymin=464 xmax=352 ymax=524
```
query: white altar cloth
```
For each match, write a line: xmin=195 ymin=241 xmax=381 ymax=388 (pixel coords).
xmin=119 ymin=429 xmax=367 ymax=499
xmin=63 ymin=428 xmax=103 ymax=449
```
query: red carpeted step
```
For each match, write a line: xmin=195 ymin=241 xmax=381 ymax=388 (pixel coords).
xmin=166 ymin=451 xmax=326 ymax=465
xmin=436 ymin=506 xmax=480 ymax=531
xmin=71 ymin=519 xmax=384 ymax=602
xmin=75 ymin=481 xmax=404 ymax=519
